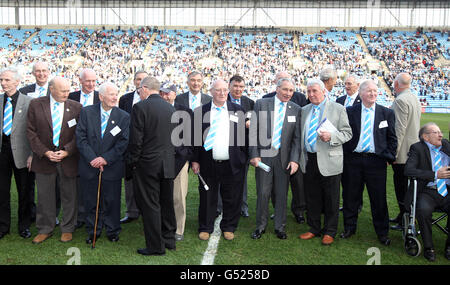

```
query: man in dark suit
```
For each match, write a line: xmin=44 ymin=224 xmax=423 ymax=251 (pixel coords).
xmin=192 ymin=79 xmax=248 ymax=241
xmin=227 ymin=75 xmax=254 ymax=218
xmin=249 ymin=78 xmax=301 ymax=240
xmin=0 ymin=67 xmax=34 ymax=240
xmin=335 ymin=74 xmax=361 ymax=107
xmin=174 ymin=71 xmax=211 ymax=110
xmin=118 ymin=70 xmax=148 ymax=224
xmin=27 ymin=76 xmax=82 ymax=244
xmin=127 ymin=76 xmax=177 ymax=256
xmin=262 ymin=71 xmax=307 ymax=224
xmin=76 ymin=82 xmax=130 ymax=244
xmin=404 ymin=123 xmax=450 ymax=261
xmin=341 ymin=80 xmax=397 ymax=246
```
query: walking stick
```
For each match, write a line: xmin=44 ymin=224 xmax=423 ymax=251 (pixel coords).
xmin=92 ymin=170 xmax=103 ymax=249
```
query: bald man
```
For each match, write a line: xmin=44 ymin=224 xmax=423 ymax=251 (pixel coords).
xmin=69 ymin=68 xmax=100 ymax=107
xmin=27 ymin=76 xmax=82 ymax=244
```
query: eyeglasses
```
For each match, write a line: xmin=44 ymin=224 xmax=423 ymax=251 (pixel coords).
xmin=213 ymin=88 xmax=228 ymax=94
xmin=427 ymin=131 xmax=442 ymax=135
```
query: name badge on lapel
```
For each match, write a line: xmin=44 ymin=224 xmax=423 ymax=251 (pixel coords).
xmin=379 ymin=120 xmax=388 ymax=129
xmin=110 ymin=125 xmax=121 ymax=136
xmin=288 ymin=116 xmax=296 ymax=123
xmin=229 ymin=114 xmax=238 ymax=123
xmin=68 ymin=119 xmax=77 ymax=128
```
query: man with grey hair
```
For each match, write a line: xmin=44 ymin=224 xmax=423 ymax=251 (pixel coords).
xmin=76 ymin=81 xmax=130 ymax=244
xmin=127 ymin=76 xmax=177 ymax=256
xmin=390 ymin=72 xmax=421 ymax=231
xmin=19 ymin=61 xmax=51 ymax=98
xmin=336 ymin=74 xmax=361 ymax=107
xmin=319 ymin=67 xmax=338 ymax=96
xmin=175 ymin=71 xmax=211 ymax=110
xmin=0 ymin=67 xmax=34 ymax=240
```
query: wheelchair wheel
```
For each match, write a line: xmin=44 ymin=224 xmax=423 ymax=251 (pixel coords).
xmin=404 ymin=236 xmax=422 ymax=257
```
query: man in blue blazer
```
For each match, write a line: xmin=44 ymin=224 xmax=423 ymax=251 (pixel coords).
xmin=341 ymin=80 xmax=397 ymax=246
xmin=76 ymin=82 xmax=130 ymax=243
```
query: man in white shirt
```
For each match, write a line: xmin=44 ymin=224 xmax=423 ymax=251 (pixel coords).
xmin=336 ymin=74 xmax=361 ymax=107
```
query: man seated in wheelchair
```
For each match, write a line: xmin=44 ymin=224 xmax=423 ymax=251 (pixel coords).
xmin=405 ymin=122 xmax=450 ymax=262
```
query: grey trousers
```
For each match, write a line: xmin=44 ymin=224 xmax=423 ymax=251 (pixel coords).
xmin=35 ymin=164 xmax=78 ymax=234
xmin=124 ymin=178 xmax=140 ymax=219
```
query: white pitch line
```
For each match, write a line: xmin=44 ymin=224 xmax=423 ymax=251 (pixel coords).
xmin=201 ymin=214 xmax=222 ymax=265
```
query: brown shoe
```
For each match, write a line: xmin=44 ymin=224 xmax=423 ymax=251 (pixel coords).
xmin=199 ymin=232 xmax=210 ymax=241
xmin=60 ymin=233 xmax=73 ymax=243
xmin=32 ymin=233 xmax=53 ymax=244
xmin=299 ymin=232 xmax=316 ymax=240
xmin=223 ymin=232 xmax=234 ymax=240
xmin=322 ymin=234 xmax=334 ymax=245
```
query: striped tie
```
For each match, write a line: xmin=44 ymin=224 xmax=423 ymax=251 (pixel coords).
xmin=432 ymin=147 xmax=448 ymax=197
xmin=307 ymin=105 xmax=320 ymax=149
xmin=52 ymin=102 xmax=61 ymax=147
xmin=203 ymin=107 xmax=223 ymax=151
xmin=3 ymin=97 xmax=12 ymax=136
xmin=360 ymin=107 xmax=373 ymax=153
xmin=101 ymin=111 xmax=109 ymax=138
xmin=39 ymin=86 xmax=45 ymax=97
xmin=345 ymin=96 xmax=352 ymax=107
xmin=191 ymin=95 xmax=198 ymax=110
xmin=82 ymin=93 xmax=90 ymax=107
xmin=272 ymin=101 xmax=285 ymax=150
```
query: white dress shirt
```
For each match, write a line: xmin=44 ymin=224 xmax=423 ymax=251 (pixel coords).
xmin=211 ymin=102 xmax=230 ymax=160
xmin=81 ymin=91 xmax=95 ymax=107
xmin=345 ymin=92 xmax=359 ymax=107
xmin=132 ymin=90 xmax=141 ymax=106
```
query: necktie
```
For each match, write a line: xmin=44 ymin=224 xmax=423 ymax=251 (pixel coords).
xmin=52 ymin=102 xmax=61 ymax=147
xmin=101 ymin=111 xmax=109 ymax=138
xmin=83 ymin=93 xmax=90 ymax=107
xmin=39 ymin=86 xmax=45 ymax=97
xmin=272 ymin=101 xmax=285 ymax=150
xmin=345 ymin=96 xmax=352 ymax=107
xmin=203 ymin=107 xmax=223 ymax=151
xmin=191 ymin=95 xmax=198 ymax=110
xmin=432 ymin=147 xmax=448 ymax=197
xmin=232 ymin=98 xmax=240 ymax=105
xmin=307 ymin=105 xmax=320 ymax=149
xmin=3 ymin=97 xmax=12 ymax=136
xmin=360 ymin=107 xmax=373 ymax=153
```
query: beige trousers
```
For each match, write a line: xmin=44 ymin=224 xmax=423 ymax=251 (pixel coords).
xmin=173 ymin=162 xmax=189 ymax=235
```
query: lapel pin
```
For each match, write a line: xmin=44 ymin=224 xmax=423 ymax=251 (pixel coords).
xmin=18 ymin=109 xmax=22 ymax=113
xmin=66 ymin=108 xmax=70 ymax=112
xmin=112 ymin=121 xmax=115 ymax=124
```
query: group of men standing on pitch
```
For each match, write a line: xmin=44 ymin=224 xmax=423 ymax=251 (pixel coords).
xmin=0 ymin=60 xmax=448 ymax=260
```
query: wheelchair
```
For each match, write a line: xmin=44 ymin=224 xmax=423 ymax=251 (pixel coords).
xmin=402 ymin=178 xmax=448 ymax=257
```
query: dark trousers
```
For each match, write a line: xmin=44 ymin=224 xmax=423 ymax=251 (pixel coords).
xmin=342 ymin=153 xmax=390 ymax=237
xmin=82 ymin=176 xmax=121 ymax=237
xmin=0 ymin=147 xmax=32 ymax=233
xmin=416 ymin=187 xmax=450 ymax=249
xmin=392 ymin=163 xmax=408 ymax=217
xmin=304 ymin=153 xmax=341 ymax=237
xmin=133 ymin=163 xmax=176 ymax=253
xmin=199 ymin=160 xmax=244 ymax=233
xmin=271 ymin=166 xmax=306 ymax=216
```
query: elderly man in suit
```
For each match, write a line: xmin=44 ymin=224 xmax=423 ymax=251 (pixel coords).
xmin=174 ymin=71 xmax=211 ymax=110
xmin=390 ymin=72 xmax=421 ymax=231
xmin=336 ymin=74 xmax=361 ymax=107
xmin=319 ymin=67 xmax=338 ymax=96
xmin=27 ymin=76 xmax=82 ymax=244
xmin=127 ymin=76 xmax=177 ymax=256
xmin=118 ymin=70 xmax=148 ymax=225
xmin=0 ymin=67 xmax=34 ymax=240
xmin=191 ymin=79 xmax=248 ymax=241
xmin=76 ymin=82 xmax=130 ymax=244
xmin=340 ymin=80 xmax=397 ymax=246
xmin=299 ymin=78 xmax=352 ymax=246
xmin=262 ymin=71 xmax=308 ymax=108
xmin=249 ymin=78 xmax=301 ymax=240
xmin=19 ymin=61 xmax=51 ymax=98
xmin=405 ymin=123 xmax=450 ymax=261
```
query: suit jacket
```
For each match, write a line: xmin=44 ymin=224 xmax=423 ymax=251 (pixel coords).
xmin=119 ymin=90 xmax=136 ymax=114
xmin=19 ymin=83 xmax=51 ymax=98
xmin=391 ymin=89 xmax=421 ymax=164
xmin=249 ymin=97 xmax=301 ymax=171
xmin=227 ymin=93 xmax=255 ymax=113
xmin=262 ymin=91 xmax=308 ymax=108
xmin=174 ymin=102 xmax=194 ymax=175
xmin=299 ymin=100 xmax=353 ymax=176
xmin=76 ymin=104 xmax=130 ymax=181
xmin=336 ymin=94 xmax=362 ymax=106
xmin=174 ymin=91 xmax=212 ymax=109
xmin=69 ymin=90 xmax=100 ymax=105
xmin=0 ymin=92 xmax=33 ymax=169
xmin=193 ymin=101 xmax=248 ymax=176
xmin=127 ymin=94 xmax=176 ymax=179
xmin=27 ymin=96 xmax=82 ymax=177
xmin=344 ymin=103 xmax=397 ymax=163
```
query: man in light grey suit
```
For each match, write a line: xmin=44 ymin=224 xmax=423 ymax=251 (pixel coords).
xmin=249 ymin=78 xmax=301 ymax=240
xmin=390 ymin=72 xmax=421 ymax=230
xmin=299 ymin=78 xmax=352 ymax=245
xmin=0 ymin=67 xmax=34 ymax=240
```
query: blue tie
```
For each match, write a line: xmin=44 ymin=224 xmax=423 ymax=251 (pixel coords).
xmin=361 ymin=107 xmax=373 ymax=153
xmin=82 ymin=93 xmax=90 ymax=107
xmin=52 ymin=102 xmax=61 ymax=147
xmin=272 ymin=101 xmax=285 ymax=150
xmin=432 ymin=147 xmax=448 ymax=197
xmin=101 ymin=111 xmax=109 ymax=138
xmin=203 ymin=107 xmax=223 ymax=151
xmin=39 ymin=86 xmax=45 ymax=97
xmin=232 ymin=98 xmax=240 ymax=105
xmin=307 ymin=105 xmax=320 ymax=149
xmin=191 ymin=95 xmax=199 ymax=110
xmin=345 ymin=96 xmax=352 ymax=107
xmin=3 ymin=97 xmax=12 ymax=136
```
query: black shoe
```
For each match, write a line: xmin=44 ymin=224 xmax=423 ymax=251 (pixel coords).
xmin=120 ymin=216 xmax=137 ymax=224
xmin=294 ymin=214 xmax=305 ymax=224
xmin=389 ymin=213 xmax=402 ymax=224
xmin=340 ymin=230 xmax=356 ymax=239
xmin=424 ymin=248 xmax=436 ymax=262
xmin=241 ymin=210 xmax=249 ymax=218
xmin=107 ymin=235 xmax=120 ymax=242
xmin=251 ymin=229 xmax=265 ymax=239
xmin=0 ymin=231 xmax=9 ymax=240
xmin=378 ymin=236 xmax=391 ymax=246
xmin=275 ymin=230 xmax=287 ymax=240
xmin=166 ymin=243 xmax=176 ymax=251
xmin=19 ymin=229 xmax=31 ymax=239
xmin=390 ymin=223 xmax=403 ymax=231
xmin=137 ymin=248 xmax=165 ymax=256
xmin=445 ymin=242 xmax=450 ymax=260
